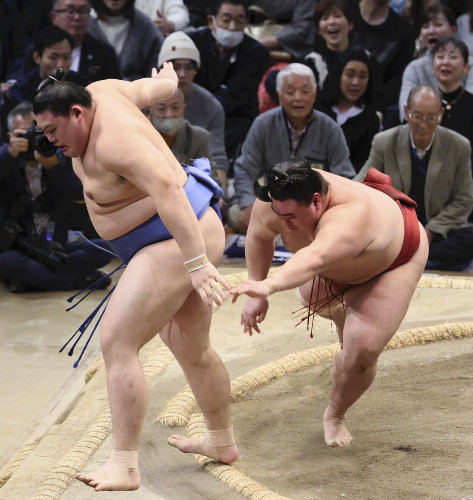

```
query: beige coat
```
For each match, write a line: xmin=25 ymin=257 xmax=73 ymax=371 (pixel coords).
xmin=356 ymin=124 xmax=473 ymax=238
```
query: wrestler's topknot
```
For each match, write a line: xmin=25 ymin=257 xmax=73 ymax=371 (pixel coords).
xmin=254 ymin=159 xmax=328 ymax=205
xmin=33 ymin=67 xmax=92 ymax=117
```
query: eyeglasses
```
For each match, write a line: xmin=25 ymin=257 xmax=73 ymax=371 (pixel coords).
xmin=53 ymin=7 xmax=90 ymax=18
xmin=173 ymin=63 xmax=196 ymax=73
xmin=407 ymin=112 xmax=441 ymax=125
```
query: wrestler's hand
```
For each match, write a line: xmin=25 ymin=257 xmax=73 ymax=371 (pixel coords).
xmin=230 ymin=279 xmax=270 ymax=302
xmin=190 ymin=263 xmax=230 ymax=308
xmin=152 ymin=62 xmax=178 ymax=87
xmin=239 ymin=296 xmax=269 ymax=336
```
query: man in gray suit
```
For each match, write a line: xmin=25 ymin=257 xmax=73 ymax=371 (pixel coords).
xmin=356 ymin=85 xmax=473 ymax=270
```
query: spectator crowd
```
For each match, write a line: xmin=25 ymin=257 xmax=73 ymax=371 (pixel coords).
xmin=1 ymin=0 xmax=473 ymax=294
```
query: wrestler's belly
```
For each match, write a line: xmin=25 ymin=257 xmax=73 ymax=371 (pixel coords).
xmin=88 ymin=195 xmax=159 ymax=240
xmin=281 ymin=231 xmax=402 ymax=286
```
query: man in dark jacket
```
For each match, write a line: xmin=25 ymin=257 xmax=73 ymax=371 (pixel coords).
xmin=189 ymin=0 xmax=270 ymax=162
xmin=22 ymin=0 xmax=122 ymax=81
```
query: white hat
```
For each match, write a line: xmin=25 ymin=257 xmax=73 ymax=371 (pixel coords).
xmin=157 ymin=31 xmax=201 ymax=69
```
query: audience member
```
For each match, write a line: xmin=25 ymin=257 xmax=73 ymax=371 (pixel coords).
xmin=157 ymin=31 xmax=229 ymax=190
xmin=433 ymin=38 xmax=473 ymax=158
xmin=135 ymin=0 xmax=189 ymax=35
xmin=188 ymin=0 xmax=271 ymax=162
xmin=147 ymin=88 xmax=214 ymax=175
xmin=259 ymin=0 xmax=369 ymax=115
xmin=398 ymin=4 xmax=473 ymax=122
xmin=305 ymin=0 xmax=354 ymax=92
xmin=22 ymin=0 xmax=122 ymax=81
xmin=0 ymin=102 xmax=112 ymax=293
xmin=351 ymin=0 xmax=415 ymax=129
xmin=246 ymin=0 xmax=317 ymax=60
xmin=88 ymin=0 xmax=164 ymax=81
xmin=356 ymin=86 xmax=473 ymax=271
xmin=315 ymin=47 xmax=380 ymax=172
xmin=230 ymin=63 xmax=355 ymax=234
xmin=8 ymin=26 xmax=91 ymax=105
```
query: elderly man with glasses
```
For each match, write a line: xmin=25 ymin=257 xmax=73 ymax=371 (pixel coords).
xmin=22 ymin=0 xmax=122 ymax=81
xmin=356 ymin=85 xmax=473 ymax=271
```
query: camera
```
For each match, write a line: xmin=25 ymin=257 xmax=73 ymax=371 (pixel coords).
xmin=0 ymin=220 xmax=68 ymax=271
xmin=18 ymin=124 xmax=57 ymax=162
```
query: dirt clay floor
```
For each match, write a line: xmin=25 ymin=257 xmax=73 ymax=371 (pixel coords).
xmin=1 ymin=261 xmax=473 ymax=500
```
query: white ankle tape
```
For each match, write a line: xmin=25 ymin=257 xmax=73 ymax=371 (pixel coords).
xmin=206 ymin=426 xmax=235 ymax=447
xmin=110 ymin=449 xmax=138 ymax=469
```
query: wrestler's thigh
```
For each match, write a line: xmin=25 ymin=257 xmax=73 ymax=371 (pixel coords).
xmin=298 ymin=276 xmax=345 ymax=313
xmin=101 ymin=209 xmax=226 ymax=350
xmin=342 ymin=224 xmax=429 ymax=354
xmin=100 ymin=238 xmax=192 ymax=351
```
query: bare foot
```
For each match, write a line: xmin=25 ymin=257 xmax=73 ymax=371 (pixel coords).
xmin=323 ymin=407 xmax=352 ymax=448
xmin=168 ymin=429 xmax=239 ymax=464
xmin=76 ymin=450 xmax=141 ymax=491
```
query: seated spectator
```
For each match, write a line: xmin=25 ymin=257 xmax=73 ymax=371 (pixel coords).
xmin=157 ymin=31 xmax=229 ymax=191
xmin=398 ymin=4 xmax=473 ymax=122
xmin=147 ymin=88 xmax=214 ymax=176
xmin=88 ymin=0 xmax=164 ymax=81
xmin=135 ymin=0 xmax=189 ymax=35
xmin=351 ymin=0 xmax=415 ymax=129
xmin=188 ymin=0 xmax=271 ymax=162
xmin=229 ymin=63 xmax=355 ymax=234
xmin=356 ymin=86 xmax=473 ymax=271
xmin=0 ymin=102 xmax=113 ymax=293
xmin=245 ymin=0 xmax=317 ymax=60
xmin=315 ymin=47 xmax=380 ymax=172
xmin=433 ymin=37 xmax=473 ymax=160
xmin=22 ymin=0 xmax=122 ymax=82
xmin=8 ymin=26 xmax=91 ymax=106
xmin=305 ymin=0 xmax=354 ymax=93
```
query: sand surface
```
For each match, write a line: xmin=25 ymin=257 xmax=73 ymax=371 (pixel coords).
xmin=1 ymin=263 xmax=472 ymax=500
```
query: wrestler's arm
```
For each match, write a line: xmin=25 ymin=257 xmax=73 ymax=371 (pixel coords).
xmin=89 ymin=62 xmax=178 ymax=110
xmin=231 ymin=203 xmax=372 ymax=300
xmin=97 ymin=133 xmax=228 ymax=306
xmin=270 ymin=205 xmax=372 ymax=291
xmin=246 ymin=201 xmax=277 ymax=280
xmin=240 ymin=201 xmax=278 ymax=334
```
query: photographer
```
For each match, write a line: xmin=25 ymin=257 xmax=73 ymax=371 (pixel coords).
xmin=0 ymin=101 xmax=113 ymax=293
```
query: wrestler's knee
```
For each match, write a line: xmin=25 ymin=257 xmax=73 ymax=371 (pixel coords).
xmin=336 ymin=341 xmax=380 ymax=373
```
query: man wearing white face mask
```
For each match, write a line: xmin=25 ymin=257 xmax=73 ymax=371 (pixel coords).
xmin=188 ymin=0 xmax=270 ymax=164
xmin=147 ymin=88 xmax=218 ymax=180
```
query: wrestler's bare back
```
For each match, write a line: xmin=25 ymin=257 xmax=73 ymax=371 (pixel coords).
xmin=260 ymin=171 xmax=409 ymax=285
xmin=73 ymin=81 xmax=188 ymax=241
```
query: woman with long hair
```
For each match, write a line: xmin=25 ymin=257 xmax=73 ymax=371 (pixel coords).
xmin=315 ymin=47 xmax=380 ymax=172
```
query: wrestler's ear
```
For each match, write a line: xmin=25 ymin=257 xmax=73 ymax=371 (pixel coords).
xmin=70 ymin=105 xmax=84 ymax=121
